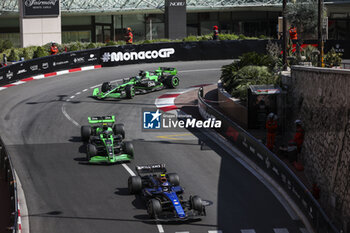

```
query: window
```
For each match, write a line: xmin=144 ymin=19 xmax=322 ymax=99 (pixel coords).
xmin=62 ymin=31 xmax=91 ymax=43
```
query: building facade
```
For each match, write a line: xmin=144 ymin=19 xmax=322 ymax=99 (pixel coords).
xmin=0 ymin=0 xmax=350 ymax=47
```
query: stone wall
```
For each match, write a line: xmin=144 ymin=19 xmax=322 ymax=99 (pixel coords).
xmin=290 ymin=66 xmax=350 ymax=230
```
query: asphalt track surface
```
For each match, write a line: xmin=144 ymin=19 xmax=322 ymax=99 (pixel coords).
xmin=0 ymin=60 xmax=305 ymax=233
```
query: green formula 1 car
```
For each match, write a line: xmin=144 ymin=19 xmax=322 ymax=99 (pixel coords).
xmin=92 ymin=67 xmax=180 ymax=99
xmin=80 ymin=116 xmax=134 ymax=163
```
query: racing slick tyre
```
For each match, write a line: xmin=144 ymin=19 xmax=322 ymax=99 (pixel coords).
xmin=87 ymin=144 xmax=97 ymax=159
xmin=113 ymin=124 xmax=125 ymax=139
xmin=128 ymin=176 xmax=142 ymax=194
xmin=191 ymin=195 xmax=203 ymax=213
xmin=123 ymin=142 xmax=134 ymax=158
xmin=125 ymin=85 xmax=135 ymax=99
xmin=167 ymin=173 xmax=180 ymax=186
xmin=147 ymin=199 xmax=162 ymax=218
xmin=81 ymin=125 xmax=91 ymax=142
xmin=101 ymin=82 xmax=112 ymax=92
xmin=165 ymin=76 xmax=179 ymax=89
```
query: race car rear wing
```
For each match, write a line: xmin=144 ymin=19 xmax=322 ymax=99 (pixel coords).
xmin=136 ymin=164 xmax=167 ymax=175
xmin=156 ymin=67 xmax=177 ymax=75
xmin=88 ymin=116 xmax=115 ymax=124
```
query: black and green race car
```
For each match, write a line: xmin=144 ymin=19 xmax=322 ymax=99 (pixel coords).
xmin=80 ymin=116 xmax=134 ymax=163
xmin=92 ymin=67 xmax=180 ymax=99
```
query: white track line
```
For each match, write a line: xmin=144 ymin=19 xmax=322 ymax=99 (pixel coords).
xmin=179 ymin=68 xmax=220 ymax=73
xmin=121 ymin=164 xmax=136 ymax=176
xmin=157 ymin=224 xmax=164 ymax=233
xmin=61 ymin=104 xmax=79 ymax=127
xmin=82 ymin=89 xmax=88 ymax=92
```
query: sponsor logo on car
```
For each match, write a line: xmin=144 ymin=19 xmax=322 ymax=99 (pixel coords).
xmin=6 ymin=70 xmax=13 ymax=79
xmin=101 ymin=48 xmax=175 ymax=63
xmin=30 ymin=65 xmax=38 ymax=71
xmin=42 ymin=62 xmax=49 ymax=69
xmin=17 ymin=69 xmax=27 ymax=74
xmin=74 ymin=57 xmax=85 ymax=63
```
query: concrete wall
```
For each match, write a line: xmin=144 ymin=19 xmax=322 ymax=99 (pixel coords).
xmin=290 ymin=66 xmax=350 ymax=229
xmin=218 ymin=81 xmax=248 ymax=129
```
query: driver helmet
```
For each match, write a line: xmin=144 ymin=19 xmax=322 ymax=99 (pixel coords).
xmin=159 ymin=174 xmax=168 ymax=186
xmin=139 ymin=70 xmax=145 ymax=77
xmin=267 ymin=112 xmax=274 ymax=120
xmin=295 ymin=119 xmax=302 ymax=126
xmin=51 ymin=41 xmax=56 ymax=46
xmin=127 ymin=27 xmax=132 ymax=32
xmin=102 ymin=123 xmax=109 ymax=133
xmin=213 ymin=25 xmax=218 ymax=30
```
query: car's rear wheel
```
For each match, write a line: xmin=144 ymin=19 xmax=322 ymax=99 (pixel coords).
xmin=167 ymin=173 xmax=180 ymax=186
xmin=113 ymin=124 xmax=125 ymax=139
xmin=191 ymin=195 xmax=203 ymax=213
xmin=81 ymin=125 xmax=91 ymax=142
xmin=102 ymin=82 xmax=112 ymax=92
xmin=165 ymin=76 xmax=179 ymax=88
xmin=125 ymin=85 xmax=135 ymax=99
xmin=87 ymin=144 xmax=97 ymax=159
xmin=128 ymin=176 xmax=142 ymax=194
xmin=123 ymin=142 xmax=134 ymax=158
xmin=147 ymin=199 xmax=162 ymax=218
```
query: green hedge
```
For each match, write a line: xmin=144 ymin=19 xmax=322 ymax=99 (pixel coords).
xmin=0 ymin=33 xmax=270 ymax=62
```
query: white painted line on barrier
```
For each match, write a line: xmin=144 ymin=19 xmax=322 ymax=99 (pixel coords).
xmin=14 ymin=170 xmax=29 ymax=233
xmin=81 ymin=66 xmax=94 ymax=71
xmin=33 ymin=74 xmax=45 ymax=79
xmin=56 ymin=70 xmax=69 ymax=75
xmin=208 ymin=231 xmax=223 ymax=233
xmin=12 ymin=81 xmax=26 ymax=85
xmin=0 ymin=87 xmax=7 ymax=91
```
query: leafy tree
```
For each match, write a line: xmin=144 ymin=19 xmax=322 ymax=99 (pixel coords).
xmin=285 ymin=0 xmax=326 ymax=39
xmin=33 ymin=46 xmax=48 ymax=58
xmin=8 ymin=48 xmax=19 ymax=61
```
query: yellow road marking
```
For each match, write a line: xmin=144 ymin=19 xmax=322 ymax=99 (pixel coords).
xmin=156 ymin=133 xmax=192 ymax=140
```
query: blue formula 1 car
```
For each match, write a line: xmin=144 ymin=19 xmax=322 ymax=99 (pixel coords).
xmin=128 ymin=164 xmax=207 ymax=221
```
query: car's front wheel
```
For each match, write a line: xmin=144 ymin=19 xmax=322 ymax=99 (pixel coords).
xmin=128 ymin=176 xmax=142 ymax=194
xmin=87 ymin=144 xmax=97 ymax=160
xmin=125 ymin=85 xmax=135 ymax=99
xmin=165 ymin=76 xmax=179 ymax=88
xmin=81 ymin=125 xmax=91 ymax=142
xmin=191 ymin=195 xmax=203 ymax=213
xmin=123 ymin=142 xmax=134 ymax=158
xmin=147 ymin=199 xmax=162 ymax=218
xmin=113 ymin=124 xmax=125 ymax=139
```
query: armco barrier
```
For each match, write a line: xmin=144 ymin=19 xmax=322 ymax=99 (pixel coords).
xmin=197 ymin=87 xmax=339 ymax=233
xmin=0 ymin=137 xmax=18 ymax=233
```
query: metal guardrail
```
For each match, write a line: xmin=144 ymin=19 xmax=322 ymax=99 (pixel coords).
xmin=0 ymin=137 xmax=18 ymax=233
xmin=197 ymin=87 xmax=339 ymax=233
